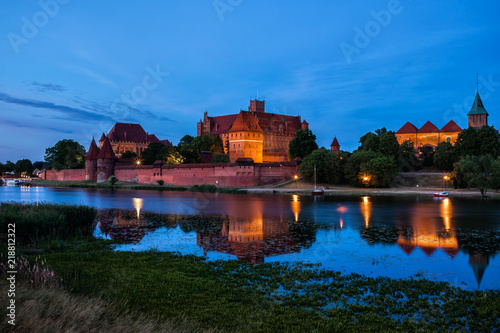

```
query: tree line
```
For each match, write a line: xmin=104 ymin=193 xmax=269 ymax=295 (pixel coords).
xmin=289 ymin=126 xmax=500 ymax=194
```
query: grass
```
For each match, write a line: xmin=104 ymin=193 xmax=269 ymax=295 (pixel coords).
xmin=0 ymin=281 xmax=217 ymax=333
xmin=2 ymin=202 xmax=500 ymax=332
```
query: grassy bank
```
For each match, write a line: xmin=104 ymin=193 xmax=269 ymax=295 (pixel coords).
xmin=1 ymin=203 xmax=499 ymax=332
xmin=30 ymin=179 xmax=247 ymax=194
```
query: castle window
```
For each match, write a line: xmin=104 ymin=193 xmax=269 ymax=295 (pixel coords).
xmin=446 ymin=136 xmax=451 ymax=143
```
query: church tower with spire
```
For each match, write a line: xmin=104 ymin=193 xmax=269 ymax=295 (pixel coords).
xmin=467 ymin=86 xmax=489 ymax=129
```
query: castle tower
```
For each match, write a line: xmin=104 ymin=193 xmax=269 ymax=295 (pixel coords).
xmin=85 ymin=138 xmax=100 ymax=181
xmin=301 ymin=120 xmax=309 ymax=130
xmin=228 ymin=111 xmax=264 ymax=163
xmin=96 ymin=136 xmax=116 ymax=183
xmin=248 ymin=99 xmax=265 ymax=113
xmin=468 ymin=90 xmax=489 ymax=129
xmin=330 ymin=137 xmax=340 ymax=153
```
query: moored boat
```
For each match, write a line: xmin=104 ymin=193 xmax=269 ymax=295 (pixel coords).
xmin=434 ymin=191 xmax=449 ymax=198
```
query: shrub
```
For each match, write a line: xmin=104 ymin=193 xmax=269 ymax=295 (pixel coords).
xmin=156 ymin=180 xmax=164 ymax=186
xmin=108 ymin=175 xmax=118 ymax=185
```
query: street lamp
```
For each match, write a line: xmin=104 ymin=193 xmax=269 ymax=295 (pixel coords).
xmin=443 ymin=175 xmax=450 ymax=191
xmin=294 ymin=175 xmax=298 ymax=181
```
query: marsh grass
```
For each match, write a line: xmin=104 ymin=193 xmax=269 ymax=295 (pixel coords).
xmin=0 ymin=280 xmax=217 ymax=333
xmin=0 ymin=202 xmax=96 ymax=245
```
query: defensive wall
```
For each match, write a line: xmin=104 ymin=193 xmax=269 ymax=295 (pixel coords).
xmin=44 ymin=161 xmax=298 ymax=187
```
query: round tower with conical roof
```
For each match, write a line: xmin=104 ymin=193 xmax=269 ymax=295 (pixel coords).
xmin=96 ymin=136 xmax=116 ymax=183
xmin=85 ymin=138 xmax=100 ymax=180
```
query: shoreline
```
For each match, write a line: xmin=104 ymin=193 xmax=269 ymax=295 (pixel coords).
xmin=24 ymin=179 xmax=500 ymax=199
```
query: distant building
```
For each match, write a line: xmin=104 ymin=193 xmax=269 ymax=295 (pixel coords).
xmin=330 ymin=137 xmax=340 ymax=153
xmin=395 ymin=88 xmax=490 ymax=149
xmin=99 ymin=123 xmax=171 ymax=158
xmin=197 ymin=99 xmax=308 ymax=163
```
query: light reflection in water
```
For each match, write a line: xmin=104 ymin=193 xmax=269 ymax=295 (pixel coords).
xmin=133 ymin=198 xmax=143 ymax=219
xmin=361 ymin=196 xmax=370 ymax=227
xmin=441 ymin=198 xmax=451 ymax=231
xmin=291 ymin=195 xmax=300 ymax=222
xmin=336 ymin=205 xmax=347 ymax=229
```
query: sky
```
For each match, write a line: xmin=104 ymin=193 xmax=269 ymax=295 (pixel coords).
xmin=1 ymin=0 xmax=499 ymax=162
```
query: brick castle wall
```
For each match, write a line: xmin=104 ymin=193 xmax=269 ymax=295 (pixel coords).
xmin=45 ymin=163 xmax=297 ymax=187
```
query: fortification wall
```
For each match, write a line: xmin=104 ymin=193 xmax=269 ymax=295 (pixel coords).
xmin=112 ymin=163 xmax=297 ymax=187
xmin=44 ymin=169 xmax=86 ymax=181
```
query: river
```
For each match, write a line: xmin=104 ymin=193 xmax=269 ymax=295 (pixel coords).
xmin=2 ymin=185 xmax=499 ymax=290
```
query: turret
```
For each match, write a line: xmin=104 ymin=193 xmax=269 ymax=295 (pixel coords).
xmin=96 ymin=136 xmax=116 ymax=183
xmin=468 ymin=90 xmax=489 ymax=129
xmin=301 ymin=120 xmax=309 ymax=130
xmin=330 ymin=137 xmax=340 ymax=153
xmin=85 ymin=138 xmax=100 ymax=180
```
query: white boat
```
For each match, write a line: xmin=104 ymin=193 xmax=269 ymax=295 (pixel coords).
xmin=434 ymin=191 xmax=449 ymax=198
xmin=6 ymin=179 xmax=20 ymax=186
xmin=311 ymin=164 xmax=324 ymax=196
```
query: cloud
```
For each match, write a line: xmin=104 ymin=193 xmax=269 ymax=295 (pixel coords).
xmin=26 ymin=81 xmax=67 ymax=92
xmin=0 ymin=119 xmax=74 ymax=134
xmin=0 ymin=90 xmax=113 ymax=123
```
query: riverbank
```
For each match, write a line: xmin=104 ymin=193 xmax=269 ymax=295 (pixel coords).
xmin=29 ymin=178 xmax=500 ymax=199
xmin=1 ymin=202 xmax=499 ymax=332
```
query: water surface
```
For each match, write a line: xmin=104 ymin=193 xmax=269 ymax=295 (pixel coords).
xmin=2 ymin=185 xmax=499 ymax=290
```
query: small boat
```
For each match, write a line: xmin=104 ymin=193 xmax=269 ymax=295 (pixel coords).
xmin=6 ymin=179 xmax=20 ymax=186
xmin=311 ymin=164 xmax=324 ymax=196
xmin=434 ymin=191 xmax=449 ymax=198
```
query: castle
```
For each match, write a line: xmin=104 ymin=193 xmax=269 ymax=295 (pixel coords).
xmin=98 ymin=123 xmax=171 ymax=158
xmin=395 ymin=89 xmax=489 ymax=148
xmin=197 ymin=99 xmax=309 ymax=163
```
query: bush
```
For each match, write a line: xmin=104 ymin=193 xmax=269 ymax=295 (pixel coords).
xmin=190 ymin=184 xmax=217 ymax=193
xmin=156 ymin=180 xmax=164 ymax=186
xmin=108 ymin=175 xmax=118 ymax=185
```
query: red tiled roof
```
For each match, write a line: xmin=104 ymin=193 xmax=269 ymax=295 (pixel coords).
xmin=253 ymin=113 xmax=301 ymax=135
xmin=159 ymin=139 xmax=172 ymax=146
xmin=419 ymin=121 xmax=440 ymax=133
xmin=229 ymin=111 xmax=264 ymax=133
xmin=85 ymin=138 xmax=100 ymax=160
xmin=395 ymin=122 xmax=418 ymax=134
xmin=106 ymin=123 xmax=159 ymax=142
xmin=441 ymin=120 xmax=462 ymax=133
xmin=99 ymin=133 xmax=107 ymax=142
xmin=97 ymin=136 xmax=115 ymax=159
xmin=331 ymin=137 xmax=340 ymax=147
xmin=209 ymin=114 xmax=239 ymax=135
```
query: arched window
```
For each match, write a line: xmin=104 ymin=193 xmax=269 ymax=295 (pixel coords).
xmin=446 ymin=136 xmax=451 ymax=143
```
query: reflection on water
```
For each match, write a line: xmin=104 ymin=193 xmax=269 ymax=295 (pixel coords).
xmin=361 ymin=196 xmax=370 ymax=228
xmin=1 ymin=186 xmax=499 ymax=290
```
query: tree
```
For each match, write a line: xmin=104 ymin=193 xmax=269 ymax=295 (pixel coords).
xmin=141 ymin=142 xmax=166 ymax=164
xmin=418 ymin=145 xmax=435 ymax=167
xmin=44 ymin=139 xmax=86 ymax=170
xmin=32 ymin=161 xmax=44 ymax=170
xmin=455 ymin=155 xmax=500 ymax=197
xmin=379 ymin=132 xmax=399 ymax=157
xmin=360 ymin=156 xmax=398 ymax=187
xmin=179 ymin=142 xmax=201 ymax=164
xmin=121 ymin=150 xmax=137 ymax=158
xmin=434 ymin=142 xmax=458 ymax=171
xmin=0 ymin=163 xmax=4 ymax=175
xmin=5 ymin=161 xmax=15 ymax=173
xmin=288 ymin=129 xmax=318 ymax=160
xmin=359 ymin=132 xmax=380 ymax=152
xmin=15 ymin=159 xmax=33 ymax=174
xmin=344 ymin=150 xmax=379 ymax=186
xmin=397 ymin=139 xmax=422 ymax=172
xmin=300 ymin=150 xmax=348 ymax=184
xmin=192 ymin=135 xmax=224 ymax=155
xmin=177 ymin=135 xmax=195 ymax=151
xmin=455 ymin=125 xmax=500 ymax=158
xmin=162 ymin=146 xmax=185 ymax=165
xmin=108 ymin=175 xmax=118 ymax=185
xmin=212 ymin=154 xmax=230 ymax=163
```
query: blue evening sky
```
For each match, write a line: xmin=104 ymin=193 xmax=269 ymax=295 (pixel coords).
xmin=1 ymin=0 xmax=499 ymax=162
